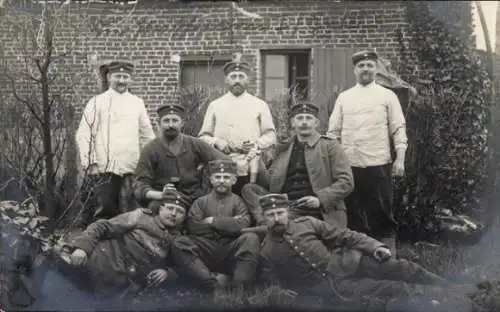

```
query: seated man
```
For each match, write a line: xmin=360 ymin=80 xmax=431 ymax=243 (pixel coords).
xmin=256 ymin=193 xmax=458 ymax=309
xmin=53 ymin=190 xmax=191 ymax=299
xmin=241 ymin=101 xmax=354 ymax=227
xmin=171 ymin=159 xmax=260 ymax=292
xmin=133 ymin=103 xmax=228 ymax=208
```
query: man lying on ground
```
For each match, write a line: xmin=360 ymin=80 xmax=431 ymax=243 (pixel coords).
xmin=171 ymin=159 xmax=260 ymax=293
xmin=51 ymin=190 xmax=191 ymax=299
xmin=253 ymin=193 xmax=484 ymax=311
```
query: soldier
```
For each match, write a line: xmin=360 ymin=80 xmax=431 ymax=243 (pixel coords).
xmin=256 ymin=193 xmax=456 ymax=309
xmin=133 ymin=103 xmax=228 ymax=208
xmin=198 ymin=53 xmax=277 ymax=195
xmin=170 ymin=159 xmax=260 ymax=292
xmin=327 ymin=50 xmax=407 ymax=254
xmin=53 ymin=190 xmax=191 ymax=299
xmin=241 ymin=101 xmax=354 ymax=227
xmin=76 ymin=60 xmax=156 ymax=222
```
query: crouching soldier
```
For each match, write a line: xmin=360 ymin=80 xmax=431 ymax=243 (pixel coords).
xmin=171 ymin=159 xmax=260 ymax=292
xmin=256 ymin=193 xmax=460 ymax=310
xmin=54 ymin=190 xmax=191 ymax=299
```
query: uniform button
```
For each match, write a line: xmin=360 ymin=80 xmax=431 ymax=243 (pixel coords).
xmin=322 ymin=273 xmax=327 ymax=277
xmin=299 ymin=252 xmax=304 ymax=256
xmin=305 ymin=258 xmax=310 ymax=262
xmin=289 ymin=239 xmax=293 ymax=244
xmin=312 ymin=263 xmax=317 ymax=268
xmin=294 ymin=246 xmax=299 ymax=250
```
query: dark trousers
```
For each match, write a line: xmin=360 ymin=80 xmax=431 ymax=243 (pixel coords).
xmin=306 ymin=256 xmax=449 ymax=306
xmin=88 ymin=173 xmax=138 ymax=223
xmin=171 ymin=234 xmax=259 ymax=287
xmin=345 ymin=164 xmax=398 ymax=254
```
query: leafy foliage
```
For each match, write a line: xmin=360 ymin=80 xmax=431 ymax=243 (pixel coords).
xmin=397 ymin=1 xmax=491 ymax=239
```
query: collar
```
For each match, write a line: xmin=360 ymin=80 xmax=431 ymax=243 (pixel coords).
xmin=355 ymin=81 xmax=377 ymax=89
xmin=209 ymin=189 xmax=231 ymax=200
xmin=107 ymin=87 xmax=130 ymax=97
xmin=225 ymin=90 xmax=249 ymax=99
xmin=294 ymin=132 xmax=321 ymax=148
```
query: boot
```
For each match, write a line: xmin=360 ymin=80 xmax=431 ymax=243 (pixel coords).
xmin=178 ymin=258 xmax=218 ymax=291
xmin=231 ymin=259 xmax=258 ymax=288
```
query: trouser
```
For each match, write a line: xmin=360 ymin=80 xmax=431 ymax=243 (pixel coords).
xmin=241 ymin=183 xmax=326 ymax=226
xmin=89 ymin=173 xmax=138 ymax=222
xmin=345 ymin=164 xmax=398 ymax=254
xmin=171 ymin=233 xmax=260 ymax=289
xmin=303 ymin=255 xmax=450 ymax=309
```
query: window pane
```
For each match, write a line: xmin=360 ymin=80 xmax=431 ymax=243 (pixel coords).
xmin=264 ymin=55 xmax=286 ymax=78
xmin=181 ymin=61 xmax=227 ymax=89
xmin=295 ymin=53 xmax=310 ymax=78
xmin=264 ymin=78 xmax=287 ymax=102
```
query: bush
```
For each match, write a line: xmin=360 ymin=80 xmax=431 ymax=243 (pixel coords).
xmin=397 ymin=1 xmax=491 ymax=239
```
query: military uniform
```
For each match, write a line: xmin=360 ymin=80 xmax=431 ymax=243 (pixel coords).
xmin=258 ymin=194 xmax=449 ymax=308
xmin=171 ymin=160 xmax=260 ymax=289
xmin=242 ymin=102 xmax=354 ymax=227
xmin=327 ymin=51 xmax=407 ymax=252
xmin=133 ymin=104 xmax=228 ymax=207
xmin=62 ymin=191 xmax=191 ymax=297
xmin=76 ymin=61 xmax=156 ymax=221
xmin=198 ymin=56 xmax=277 ymax=195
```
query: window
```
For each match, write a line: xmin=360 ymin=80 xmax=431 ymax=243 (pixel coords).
xmin=179 ymin=56 xmax=230 ymax=89
xmin=261 ymin=49 xmax=311 ymax=102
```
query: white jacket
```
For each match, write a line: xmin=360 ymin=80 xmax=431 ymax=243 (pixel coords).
xmin=76 ymin=89 xmax=156 ymax=176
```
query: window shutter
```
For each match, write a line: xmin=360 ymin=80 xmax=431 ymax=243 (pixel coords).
xmin=312 ymin=47 xmax=357 ymax=132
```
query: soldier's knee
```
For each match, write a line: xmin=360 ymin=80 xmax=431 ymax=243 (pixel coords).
xmin=238 ymin=232 xmax=260 ymax=247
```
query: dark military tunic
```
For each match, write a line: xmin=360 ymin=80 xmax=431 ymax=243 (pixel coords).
xmin=259 ymin=217 xmax=449 ymax=305
xmin=133 ymin=134 xmax=227 ymax=206
xmin=70 ymin=209 xmax=184 ymax=295
xmin=172 ymin=191 xmax=260 ymax=283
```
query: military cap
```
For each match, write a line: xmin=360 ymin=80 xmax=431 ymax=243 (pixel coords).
xmin=289 ymin=100 xmax=320 ymax=118
xmin=223 ymin=53 xmax=250 ymax=76
xmin=105 ymin=61 xmax=134 ymax=75
xmin=259 ymin=193 xmax=290 ymax=212
xmin=149 ymin=189 xmax=192 ymax=215
xmin=208 ymin=159 xmax=237 ymax=175
xmin=157 ymin=104 xmax=185 ymax=119
xmin=351 ymin=50 xmax=378 ymax=66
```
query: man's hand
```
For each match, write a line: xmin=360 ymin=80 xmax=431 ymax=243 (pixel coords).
xmin=147 ymin=269 xmax=168 ymax=287
xmin=241 ymin=140 xmax=255 ymax=154
xmin=373 ymin=246 xmax=392 ymax=262
xmin=214 ymin=139 xmax=231 ymax=154
xmin=70 ymin=249 xmax=88 ymax=266
xmin=202 ymin=217 xmax=214 ymax=224
xmin=87 ymin=163 xmax=98 ymax=175
xmin=392 ymin=158 xmax=405 ymax=177
xmin=294 ymin=196 xmax=321 ymax=209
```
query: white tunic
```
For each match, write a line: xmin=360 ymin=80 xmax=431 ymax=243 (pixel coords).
xmin=327 ymin=82 xmax=407 ymax=168
xmin=198 ymin=91 xmax=277 ymax=175
xmin=76 ymin=89 xmax=156 ymax=176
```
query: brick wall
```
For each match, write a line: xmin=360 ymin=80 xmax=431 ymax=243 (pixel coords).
xmin=0 ymin=0 xmax=409 ymax=123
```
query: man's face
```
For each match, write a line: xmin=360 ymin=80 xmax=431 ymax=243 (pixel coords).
xmin=225 ymin=70 xmax=249 ymax=97
xmin=264 ymin=207 xmax=289 ymax=234
xmin=210 ymin=172 xmax=237 ymax=194
xmin=354 ymin=60 xmax=376 ymax=85
xmin=290 ymin=113 xmax=319 ymax=137
xmin=158 ymin=204 xmax=186 ymax=227
xmin=159 ymin=114 xmax=183 ymax=140
xmin=107 ymin=72 xmax=131 ymax=93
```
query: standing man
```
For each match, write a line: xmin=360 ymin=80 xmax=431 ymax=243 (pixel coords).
xmin=198 ymin=53 xmax=277 ymax=195
xmin=327 ymin=50 xmax=407 ymax=255
xmin=241 ymin=101 xmax=354 ymax=227
xmin=76 ymin=60 xmax=156 ymax=222
xmin=133 ymin=104 xmax=228 ymax=209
